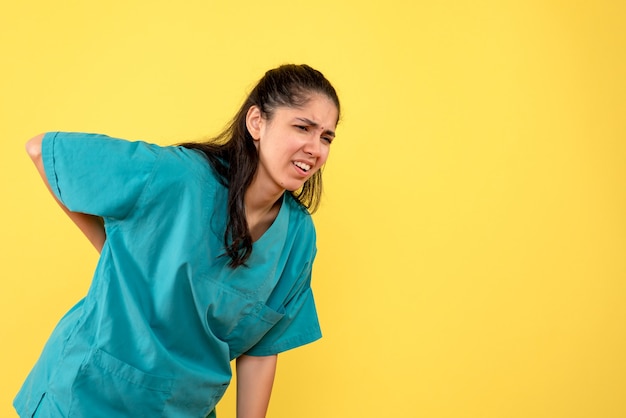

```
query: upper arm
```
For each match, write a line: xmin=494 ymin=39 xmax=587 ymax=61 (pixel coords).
xmin=35 ymin=132 xmax=162 ymax=219
xmin=25 ymin=132 xmax=107 ymax=251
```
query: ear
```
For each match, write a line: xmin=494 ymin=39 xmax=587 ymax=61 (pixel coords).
xmin=245 ymin=105 xmax=263 ymax=140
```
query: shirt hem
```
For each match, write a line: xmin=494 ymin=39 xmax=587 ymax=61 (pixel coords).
xmin=244 ymin=329 xmax=322 ymax=357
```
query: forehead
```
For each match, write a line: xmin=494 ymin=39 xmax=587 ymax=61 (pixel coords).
xmin=274 ymin=94 xmax=339 ymax=127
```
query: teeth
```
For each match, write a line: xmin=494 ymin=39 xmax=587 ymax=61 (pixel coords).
xmin=294 ymin=161 xmax=311 ymax=171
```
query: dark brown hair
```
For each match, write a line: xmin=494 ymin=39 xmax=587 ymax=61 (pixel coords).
xmin=182 ymin=64 xmax=340 ymax=267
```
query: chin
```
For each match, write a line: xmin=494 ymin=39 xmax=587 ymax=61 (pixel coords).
xmin=284 ymin=185 xmax=302 ymax=192
xmin=282 ymin=180 xmax=307 ymax=193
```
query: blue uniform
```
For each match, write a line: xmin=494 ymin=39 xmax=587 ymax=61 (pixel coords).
xmin=14 ymin=132 xmax=322 ymax=417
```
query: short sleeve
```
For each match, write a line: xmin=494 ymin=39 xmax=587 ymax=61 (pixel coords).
xmin=42 ymin=132 xmax=161 ymax=219
xmin=244 ymin=264 xmax=322 ymax=357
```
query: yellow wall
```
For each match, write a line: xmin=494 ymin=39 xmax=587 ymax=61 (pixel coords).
xmin=1 ymin=1 xmax=625 ymax=417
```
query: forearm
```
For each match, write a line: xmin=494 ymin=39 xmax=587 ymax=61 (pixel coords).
xmin=26 ymin=134 xmax=106 ymax=253
xmin=236 ymin=354 xmax=277 ymax=418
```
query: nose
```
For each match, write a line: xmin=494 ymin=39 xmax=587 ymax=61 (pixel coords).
xmin=303 ymin=136 xmax=322 ymax=157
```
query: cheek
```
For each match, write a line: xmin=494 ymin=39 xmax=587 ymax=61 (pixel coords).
xmin=318 ymin=147 xmax=331 ymax=165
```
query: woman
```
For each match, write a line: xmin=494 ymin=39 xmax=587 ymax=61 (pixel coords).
xmin=15 ymin=64 xmax=340 ymax=418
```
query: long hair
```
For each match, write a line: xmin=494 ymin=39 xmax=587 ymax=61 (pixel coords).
xmin=181 ymin=64 xmax=341 ymax=268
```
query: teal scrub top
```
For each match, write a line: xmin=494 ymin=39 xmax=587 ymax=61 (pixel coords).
xmin=14 ymin=132 xmax=322 ymax=418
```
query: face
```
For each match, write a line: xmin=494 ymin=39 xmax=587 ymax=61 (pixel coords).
xmin=247 ymin=93 xmax=339 ymax=194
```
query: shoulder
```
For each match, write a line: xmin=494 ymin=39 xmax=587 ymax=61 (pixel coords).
xmin=41 ymin=132 xmax=164 ymax=165
xmin=153 ymin=145 xmax=212 ymax=177
xmin=46 ymin=132 xmax=220 ymax=195
xmin=285 ymin=194 xmax=315 ymax=231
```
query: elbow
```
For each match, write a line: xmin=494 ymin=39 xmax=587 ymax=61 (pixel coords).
xmin=26 ymin=133 xmax=46 ymax=160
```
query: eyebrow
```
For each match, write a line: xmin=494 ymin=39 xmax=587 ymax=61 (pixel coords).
xmin=295 ymin=117 xmax=336 ymax=138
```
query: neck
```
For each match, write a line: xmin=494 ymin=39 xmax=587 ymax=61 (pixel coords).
xmin=244 ymin=177 xmax=284 ymax=216
xmin=244 ymin=177 xmax=284 ymax=242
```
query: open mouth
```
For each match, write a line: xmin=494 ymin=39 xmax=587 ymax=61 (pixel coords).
xmin=293 ymin=161 xmax=312 ymax=172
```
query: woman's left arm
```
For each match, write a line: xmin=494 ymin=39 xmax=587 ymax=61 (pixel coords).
xmin=26 ymin=133 xmax=106 ymax=252
xmin=236 ymin=354 xmax=277 ymax=418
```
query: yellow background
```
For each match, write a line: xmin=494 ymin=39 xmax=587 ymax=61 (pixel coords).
xmin=1 ymin=1 xmax=625 ymax=417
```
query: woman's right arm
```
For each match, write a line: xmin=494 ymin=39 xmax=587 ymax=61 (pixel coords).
xmin=26 ymin=133 xmax=106 ymax=253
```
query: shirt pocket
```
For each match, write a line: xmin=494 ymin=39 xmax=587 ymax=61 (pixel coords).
xmin=68 ymin=349 xmax=173 ymax=417
xmin=228 ymin=302 xmax=285 ymax=358
xmin=205 ymin=285 xmax=285 ymax=359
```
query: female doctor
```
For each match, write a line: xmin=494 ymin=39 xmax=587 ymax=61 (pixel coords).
xmin=15 ymin=64 xmax=340 ymax=418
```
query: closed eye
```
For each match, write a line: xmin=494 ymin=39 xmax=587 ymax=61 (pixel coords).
xmin=295 ymin=125 xmax=309 ymax=132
